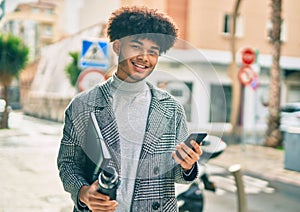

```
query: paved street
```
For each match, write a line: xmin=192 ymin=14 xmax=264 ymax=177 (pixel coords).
xmin=1 ymin=111 xmax=300 ymax=212
xmin=0 ymin=112 xmax=73 ymax=212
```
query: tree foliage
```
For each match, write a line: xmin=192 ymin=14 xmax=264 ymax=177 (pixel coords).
xmin=0 ymin=33 xmax=29 ymax=128
xmin=0 ymin=33 xmax=29 ymax=84
xmin=64 ymin=52 xmax=82 ymax=87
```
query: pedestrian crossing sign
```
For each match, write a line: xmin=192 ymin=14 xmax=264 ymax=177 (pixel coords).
xmin=80 ymin=39 xmax=110 ymax=70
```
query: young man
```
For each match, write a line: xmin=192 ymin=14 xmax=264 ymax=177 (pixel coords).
xmin=57 ymin=6 xmax=202 ymax=212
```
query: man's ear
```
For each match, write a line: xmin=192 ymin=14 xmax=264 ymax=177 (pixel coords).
xmin=112 ymin=40 xmax=121 ymax=55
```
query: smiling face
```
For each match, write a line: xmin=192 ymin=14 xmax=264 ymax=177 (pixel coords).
xmin=113 ymin=36 xmax=160 ymax=83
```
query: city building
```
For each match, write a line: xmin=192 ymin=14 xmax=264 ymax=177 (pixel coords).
xmin=0 ymin=0 xmax=119 ymax=110
xmin=0 ymin=0 xmax=66 ymax=109
xmin=121 ymin=0 xmax=300 ymax=138
xmin=1 ymin=0 xmax=299 ymax=138
xmin=0 ymin=0 xmax=65 ymax=61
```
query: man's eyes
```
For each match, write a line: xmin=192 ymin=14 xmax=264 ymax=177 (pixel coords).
xmin=131 ymin=45 xmax=142 ymax=50
xmin=130 ymin=45 xmax=159 ymax=55
xmin=148 ymin=50 xmax=159 ymax=56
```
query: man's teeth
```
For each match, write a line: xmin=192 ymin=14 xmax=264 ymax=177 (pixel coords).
xmin=136 ymin=64 xmax=145 ymax=68
xmin=134 ymin=63 xmax=146 ymax=68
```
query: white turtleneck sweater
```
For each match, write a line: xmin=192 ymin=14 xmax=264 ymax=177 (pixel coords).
xmin=110 ymin=74 xmax=151 ymax=212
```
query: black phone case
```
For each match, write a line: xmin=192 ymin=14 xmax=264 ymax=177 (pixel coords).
xmin=176 ymin=133 xmax=207 ymax=160
xmin=184 ymin=133 xmax=207 ymax=148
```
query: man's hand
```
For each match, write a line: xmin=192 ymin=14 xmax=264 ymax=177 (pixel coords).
xmin=79 ymin=180 xmax=118 ymax=212
xmin=172 ymin=140 xmax=202 ymax=170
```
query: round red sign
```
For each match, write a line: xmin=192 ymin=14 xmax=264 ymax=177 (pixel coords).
xmin=77 ymin=68 xmax=107 ymax=92
xmin=238 ymin=65 xmax=258 ymax=86
xmin=241 ymin=48 xmax=256 ymax=65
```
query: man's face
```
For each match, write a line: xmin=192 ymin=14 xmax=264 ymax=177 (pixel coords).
xmin=114 ymin=37 xmax=160 ymax=83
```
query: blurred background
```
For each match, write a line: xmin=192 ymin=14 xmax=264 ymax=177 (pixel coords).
xmin=1 ymin=0 xmax=299 ymax=146
xmin=0 ymin=0 xmax=300 ymax=211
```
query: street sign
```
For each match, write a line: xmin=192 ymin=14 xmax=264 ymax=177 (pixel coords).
xmin=241 ymin=48 xmax=256 ymax=65
xmin=80 ymin=39 xmax=110 ymax=70
xmin=250 ymin=76 xmax=259 ymax=90
xmin=0 ymin=0 xmax=5 ymax=20
xmin=77 ymin=68 xmax=106 ymax=92
xmin=238 ymin=65 xmax=258 ymax=86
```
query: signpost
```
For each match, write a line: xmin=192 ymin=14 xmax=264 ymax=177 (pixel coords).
xmin=79 ymin=39 xmax=110 ymax=70
xmin=77 ymin=68 xmax=106 ymax=92
xmin=0 ymin=0 xmax=5 ymax=20
xmin=238 ymin=47 xmax=259 ymax=90
xmin=241 ymin=48 xmax=256 ymax=65
xmin=77 ymin=38 xmax=112 ymax=92
xmin=238 ymin=65 xmax=259 ymax=90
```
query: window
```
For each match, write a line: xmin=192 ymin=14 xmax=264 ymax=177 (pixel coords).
xmin=266 ymin=20 xmax=287 ymax=42
xmin=44 ymin=25 xmax=53 ymax=36
xmin=11 ymin=20 xmax=20 ymax=35
xmin=288 ymin=85 xmax=300 ymax=102
xmin=210 ymin=84 xmax=231 ymax=123
xmin=223 ymin=13 xmax=243 ymax=37
xmin=32 ymin=7 xmax=39 ymax=13
xmin=170 ymin=89 xmax=183 ymax=97
xmin=45 ymin=8 xmax=53 ymax=15
xmin=158 ymin=81 xmax=193 ymax=121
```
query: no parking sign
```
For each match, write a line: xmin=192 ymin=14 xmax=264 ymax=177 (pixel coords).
xmin=238 ymin=65 xmax=259 ymax=90
xmin=77 ymin=68 xmax=107 ymax=92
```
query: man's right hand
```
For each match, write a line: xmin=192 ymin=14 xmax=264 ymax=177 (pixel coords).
xmin=79 ymin=180 xmax=118 ymax=212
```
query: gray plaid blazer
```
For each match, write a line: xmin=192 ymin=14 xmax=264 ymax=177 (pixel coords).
xmin=57 ymin=78 xmax=199 ymax=212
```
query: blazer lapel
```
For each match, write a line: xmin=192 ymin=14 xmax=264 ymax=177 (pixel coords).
xmin=90 ymin=81 xmax=174 ymax=174
xmin=92 ymin=80 xmax=121 ymax=173
xmin=139 ymin=87 xmax=173 ymax=161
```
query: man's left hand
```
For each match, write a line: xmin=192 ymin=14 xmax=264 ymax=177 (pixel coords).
xmin=172 ymin=140 xmax=202 ymax=171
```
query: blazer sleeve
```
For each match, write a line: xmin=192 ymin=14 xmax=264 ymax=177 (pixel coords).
xmin=173 ymin=103 xmax=200 ymax=184
xmin=57 ymin=102 xmax=90 ymax=211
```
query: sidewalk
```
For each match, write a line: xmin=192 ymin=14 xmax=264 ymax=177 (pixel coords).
xmin=0 ymin=112 xmax=73 ymax=211
xmin=208 ymin=143 xmax=300 ymax=187
xmin=1 ymin=112 xmax=300 ymax=211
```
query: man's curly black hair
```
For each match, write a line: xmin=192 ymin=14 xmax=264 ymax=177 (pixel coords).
xmin=106 ymin=6 xmax=179 ymax=54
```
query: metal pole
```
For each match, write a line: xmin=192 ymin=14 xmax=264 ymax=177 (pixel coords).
xmin=229 ymin=164 xmax=247 ymax=212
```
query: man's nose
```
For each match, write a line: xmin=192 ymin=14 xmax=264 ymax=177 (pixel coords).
xmin=137 ymin=51 xmax=149 ymax=61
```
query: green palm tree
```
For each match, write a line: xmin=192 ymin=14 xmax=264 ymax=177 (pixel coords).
xmin=64 ymin=51 xmax=82 ymax=87
xmin=0 ymin=33 xmax=29 ymax=128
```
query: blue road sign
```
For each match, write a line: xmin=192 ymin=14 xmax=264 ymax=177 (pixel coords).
xmin=0 ymin=0 xmax=5 ymax=20
xmin=80 ymin=39 xmax=110 ymax=70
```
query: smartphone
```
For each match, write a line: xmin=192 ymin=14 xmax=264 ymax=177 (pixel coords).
xmin=175 ymin=132 xmax=207 ymax=160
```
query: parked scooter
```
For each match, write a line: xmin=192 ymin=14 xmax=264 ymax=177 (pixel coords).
xmin=177 ymin=135 xmax=227 ymax=212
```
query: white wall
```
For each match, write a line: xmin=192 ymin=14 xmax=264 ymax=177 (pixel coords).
xmin=149 ymin=49 xmax=270 ymax=135
xmin=78 ymin=0 xmax=120 ymax=30
xmin=149 ymin=49 xmax=230 ymax=134
xmin=63 ymin=0 xmax=120 ymax=35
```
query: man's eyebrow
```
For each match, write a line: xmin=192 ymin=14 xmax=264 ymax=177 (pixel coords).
xmin=151 ymin=46 xmax=160 ymax=51
xmin=130 ymin=39 xmax=143 ymax=45
xmin=130 ymin=39 xmax=160 ymax=51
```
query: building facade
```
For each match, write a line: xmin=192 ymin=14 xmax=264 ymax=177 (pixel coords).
xmin=121 ymin=0 xmax=300 ymax=137
xmin=1 ymin=0 xmax=299 ymax=137
xmin=0 ymin=0 xmax=66 ymax=61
